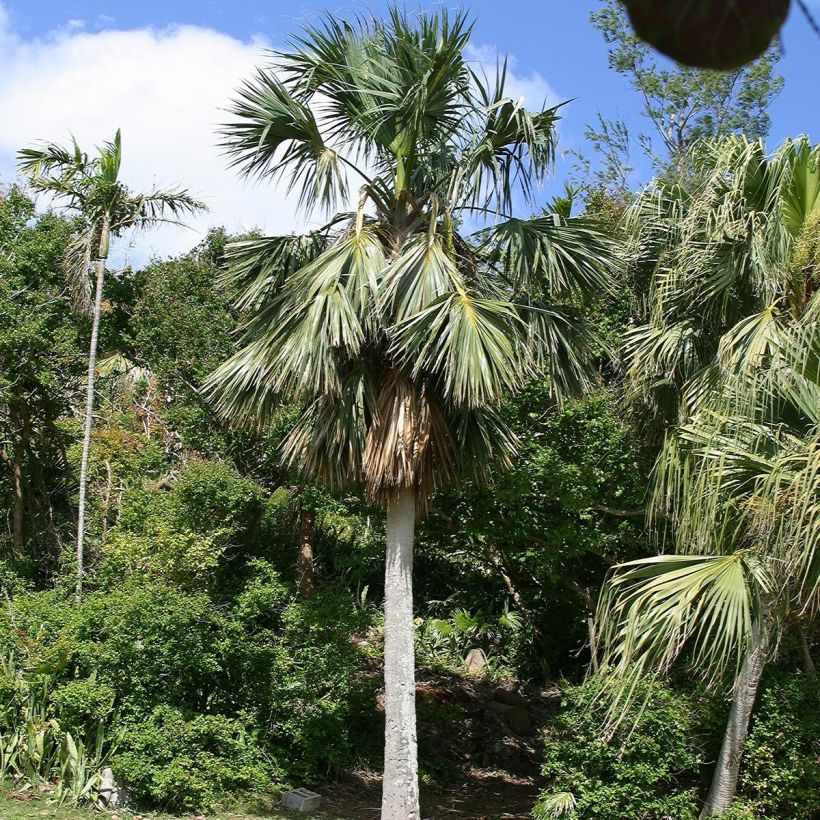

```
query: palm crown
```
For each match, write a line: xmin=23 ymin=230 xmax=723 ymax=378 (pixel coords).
xmin=205 ymin=8 xmax=615 ymax=504
xmin=18 ymin=130 xmax=203 ymax=314
xmin=622 ymin=135 xmax=820 ymax=424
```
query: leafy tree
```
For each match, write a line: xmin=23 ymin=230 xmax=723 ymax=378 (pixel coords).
xmin=204 ymin=8 xmax=615 ymax=816
xmin=18 ymin=131 xmax=203 ymax=598
xmin=621 ymin=136 xmax=820 ymax=427
xmin=591 ymin=0 xmax=783 ymax=169
xmin=597 ymin=136 xmax=820 ymax=817
xmin=418 ymin=389 xmax=651 ymax=678
xmin=0 ymin=187 xmax=82 ymax=568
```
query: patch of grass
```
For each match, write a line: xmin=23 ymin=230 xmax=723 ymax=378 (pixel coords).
xmin=0 ymin=789 xmax=338 ymax=820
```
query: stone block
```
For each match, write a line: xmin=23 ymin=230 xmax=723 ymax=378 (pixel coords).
xmin=282 ymin=788 xmax=322 ymax=813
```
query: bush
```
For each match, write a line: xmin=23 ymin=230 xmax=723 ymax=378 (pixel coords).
xmin=737 ymin=670 xmax=820 ymax=818
xmin=114 ymin=706 xmax=275 ymax=812
xmin=50 ymin=676 xmax=116 ymax=738
xmin=534 ymin=677 xmax=704 ymax=819
xmin=0 ymin=562 xmax=377 ymax=808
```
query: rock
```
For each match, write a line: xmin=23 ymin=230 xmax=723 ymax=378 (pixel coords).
xmin=282 ymin=788 xmax=322 ymax=813
xmin=486 ymin=700 xmax=533 ymax=735
xmin=505 ymin=705 xmax=533 ymax=735
xmin=492 ymin=687 xmax=528 ymax=708
xmin=99 ymin=768 xmax=121 ymax=808
xmin=464 ymin=648 xmax=487 ymax=673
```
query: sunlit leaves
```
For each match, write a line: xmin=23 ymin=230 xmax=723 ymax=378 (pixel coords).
xmin=598 ymin=553 xmax=765 ymax=705
xmin=221 ymin=70 xmax=347 ymax=211
xmin=481 ymin=215 xmax=616 ymax=301
xmin=391 ymin=290 xmax=524 ymax=408
xmin=18 ymin=130 xmax=204 ymax=310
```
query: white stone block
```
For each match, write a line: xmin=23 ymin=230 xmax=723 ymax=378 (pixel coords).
xmin=282 ymin=788 xmax=322 ymax=813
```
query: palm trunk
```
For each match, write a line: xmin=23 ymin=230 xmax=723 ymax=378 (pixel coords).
xmin=700 ymin=623 xmax=769 ymax=818
xmin=296 ymin=506 xmax=317 ymax=596
xmin=381 ymin=486 xmax=420 ymax=820
xmin=75 ymin=238 xmax=108 ymax=601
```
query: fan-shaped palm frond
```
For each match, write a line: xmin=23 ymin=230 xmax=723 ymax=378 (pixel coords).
xmin=479 ymin=214 xmax=616 ymax=301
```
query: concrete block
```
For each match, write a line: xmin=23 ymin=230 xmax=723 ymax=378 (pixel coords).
xmin=282 ymin=788 xmax=322 ymax=813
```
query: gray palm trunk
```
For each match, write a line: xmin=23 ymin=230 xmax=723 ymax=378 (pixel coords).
xmin=700 ymin=622 xmax=769 ymax=818
xmin=75 ymin=220 xmax=110 ymax=601
xmin=381 ymin=486 xmax=420 ymax=820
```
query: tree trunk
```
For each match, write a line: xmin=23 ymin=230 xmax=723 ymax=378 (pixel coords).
xmin=6 ymin=402 xmax=26 ymax=552
xmin=700 ymin=623 xmax=769 ymax=818
xmin=296 ymin=506 xmax=316 ymax=597
xmin=75 ymin=248 xmax=107 ymax=601
xmin=381 ymin=487 xmax=420 ymax=820
xmin=799 ymin=627 xmax=815 ymax=675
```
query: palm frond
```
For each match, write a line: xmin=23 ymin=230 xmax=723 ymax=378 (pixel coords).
xmin=478 ymin=214 xmax=616 ymax=302
xmin=223 ymin=230 xmax=332 ymax=311
xmin=596 ymin=552 xmax=767 ymax=712
xmin=390 ymin=290 xmax=525 ymax=408
xmin=221 ymin=69 xmax=348 ymax=212
xmin=459 ymin=58 xmax=561 ymax=211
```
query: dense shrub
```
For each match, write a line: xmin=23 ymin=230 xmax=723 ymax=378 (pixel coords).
xmin=114 ymin=706 xmax=275 ymax=812
xmin=0 ymin=553 xmax=376 ymax=810
xmin=534 ymin=677 xmax=704 ymax=819
xmin=737 ymin=670 xmax=820 ymax=818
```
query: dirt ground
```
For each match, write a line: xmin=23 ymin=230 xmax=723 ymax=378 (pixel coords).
xmin=321 ymin=769 xmax=541 ymax=819
xmin=317 ymin=671 xmax=562 ymax=819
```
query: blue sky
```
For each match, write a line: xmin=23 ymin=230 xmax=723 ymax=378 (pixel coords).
xmin=1 ymin=0 xmax=819 ymax=260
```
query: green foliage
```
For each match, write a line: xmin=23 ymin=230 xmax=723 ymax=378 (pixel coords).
xmin=591 ymin=0 xmax=783 ymax=166
xmin=0 ymin=548 xmax=375 ymax=810
xmin=50 ymin=678 xmax=116 ymax=739
xmin=420 ymin=389 xmax=651 ymax=677
xmin=534 ymin=677 xmax=703 ymax=819
xmin=114 ymin=706 xmax=274 ymax=812
xmin=0 ymin=188 xmax=84 ymax=568
xmin=415 ymin=605 xmax=524 ymax=674
xmin=738 ymin=670 xmax=820 ymax=818
xmin=0 ymin=656 xmax=115 ymax=805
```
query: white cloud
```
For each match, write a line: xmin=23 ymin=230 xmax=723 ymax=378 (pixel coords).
xmin=464 ymin=43 xmax=562 ymax=110
xmin=0 ymin=6 xmax=305 ymax=265
xmin=0 ymin=5 xmax=561 ymax=265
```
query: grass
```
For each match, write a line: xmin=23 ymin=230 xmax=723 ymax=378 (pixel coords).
xmin=0 ymin=789 xmax=335 ymax=820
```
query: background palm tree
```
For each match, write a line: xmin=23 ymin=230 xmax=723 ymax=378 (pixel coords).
xmin=18 ymin=131 xmax=203 ymax=599
xmin=597 ymin=134 xmax=820 ymax=817
xmin=204 ymin=9 xmax=615 ymax=818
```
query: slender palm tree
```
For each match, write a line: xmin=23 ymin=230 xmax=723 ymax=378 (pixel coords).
xmin=598 ymin=135 xmax=820 ymax=817
xmin=18 ymin=131 xmax=204 ymax=599
xmin=204 ymin=9 xmax=615 ymax=818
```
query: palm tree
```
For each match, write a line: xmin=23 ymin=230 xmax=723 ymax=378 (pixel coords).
xmin=204 ymin=9 xmax=615 ymax=818
xmin=18 ymin=131 xmax=203 ymax=599
xmin=622 ymin=135 xmax=820 ymax=426
xmin=597 ymin=135 xmax=820 ymax=817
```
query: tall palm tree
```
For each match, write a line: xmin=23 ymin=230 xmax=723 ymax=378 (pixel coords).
xmin=18 ymin=131 xmax=203 ymax=599
xmin=204 ymin=9 xmax=615 ymax=818
xmin=597 ymin=135 xmax=820 ymax=817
